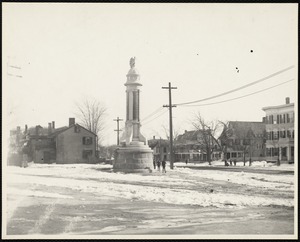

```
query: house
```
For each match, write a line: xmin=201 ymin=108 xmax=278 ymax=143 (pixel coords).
xmin=174 ymin=130 xmax=221 ymax=162
xmin=7 ymin=126 xmax=24 ymax=166
xmin=8 ymin=118 xmax=98 ymax=165
xmin=148 ymin=136 xmax=170 ymax=162
xmin=219 ymin=121 xmax=266 ymax=161
xmin=262 ymin=97 xmax=295 ymax=163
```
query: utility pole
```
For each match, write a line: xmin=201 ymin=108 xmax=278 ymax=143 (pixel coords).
xmin=113 ymin=117 xmax=123 ymax=146
xmin=162 ymin=82 xmax=177 ymax=169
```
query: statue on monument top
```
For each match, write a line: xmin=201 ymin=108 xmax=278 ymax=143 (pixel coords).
xmin=129 ymin=57 xmax=135 ymax=68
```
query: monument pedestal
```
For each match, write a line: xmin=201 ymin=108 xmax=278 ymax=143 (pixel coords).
xmin=113 ymin=142 xmax=153 ymax=173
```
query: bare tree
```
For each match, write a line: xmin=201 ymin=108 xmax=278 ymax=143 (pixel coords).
xmin=161 ymin=124 xmax=181 ymax=141
xmin=75 ymin=97 xmax=107 ymax=146
xmin=218 ymin=121 xmax=232 ymax=163
xmin=192 ymin=112 xmax=222 ymax=165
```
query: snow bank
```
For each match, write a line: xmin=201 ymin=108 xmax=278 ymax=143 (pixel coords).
xmin=175 ymin=160 xmax=294 ymax=170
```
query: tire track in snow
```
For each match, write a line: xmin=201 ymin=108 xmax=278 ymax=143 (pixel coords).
xmin=64 ymin=216 xmax=81 ymax=234
xmin=29 ymin=199 xmax=57 ymax=234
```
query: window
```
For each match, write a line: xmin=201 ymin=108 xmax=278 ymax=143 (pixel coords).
xmin=283 ymin=114 xmax=286 ymax=123
xmin=287 ymin=113 xmax=290 ymax=123
xmin=269 ymin=115 xmax=273 ymax=124
xmin=83 ymin=137 xmax=93 ymax=145
xmin=287 ymin=130 xmax=291 ymax=138
xmin=231 ymin=152 xmax=237 ymax=158
xmin=271 ymin=131 xmax=274 ymax=140
xmin=163 ymin=147 xmax=167 ymax=153
xmin=273 ymin=148 xmax=279 ymax=156
xmin=290 ymin=112 xmax=294 ymax=123
xmin=74 ymin=125 xmax=81 ymax=133
xmin=280 ymin=115 xmax=282 ymax=124
xmin=234 ymin=139 xmax=240 ymax=145
xmin=82 ymin=150 xmax=93 ymax=159
xmin=273 ymin=131 xmax=278 ymax=140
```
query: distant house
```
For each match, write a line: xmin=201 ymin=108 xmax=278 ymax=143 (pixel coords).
xmin=174 ymin=130 xmax=221 ymax=162
xmin=148 ymin=136 xmax=170 ymax=161
xmin=219 ymin=121 xmax=266 ymax=161
xmin=7 ymin=126 xmax=24 ymax=166
xmin=8 ymin=118 xmax=97 ymax=165
xmin=262 ymin=97 xmax=294 ymax=163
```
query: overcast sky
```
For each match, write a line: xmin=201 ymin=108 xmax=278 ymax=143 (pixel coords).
xmin=3 ymin=3 xmax=298 ymax=146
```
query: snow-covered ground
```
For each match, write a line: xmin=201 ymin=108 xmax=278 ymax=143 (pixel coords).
xmin=5 ymin=162 xmax=294 ymax=211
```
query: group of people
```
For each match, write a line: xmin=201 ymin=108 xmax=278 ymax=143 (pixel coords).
xmin=153 ymin=157 xmax=167 ymax=173
xmin=224 ymin=159 xmax=237 ymax=166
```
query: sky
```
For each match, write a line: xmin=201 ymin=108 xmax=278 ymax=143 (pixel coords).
xmin=2 ymin=3 xmax=298 ymax=146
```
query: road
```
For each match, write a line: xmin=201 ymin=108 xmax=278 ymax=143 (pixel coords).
xmin=4 ymin=164 xmax=295 ymax=238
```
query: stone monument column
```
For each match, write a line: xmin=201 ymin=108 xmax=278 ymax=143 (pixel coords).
xmin=113 ymin=57 xmax=153 ymax=173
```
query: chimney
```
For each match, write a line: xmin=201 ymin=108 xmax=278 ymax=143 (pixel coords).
xmin=286 ymin=97 xmax=290 ymax=104
xmin=185 ymin=130 xmax=187 ymax=133
xmin=17 ymin=126 xmax=21 ymax=134
xmin=262 ymin=117 xmax=266 ymax=123
xmin=52 ymin=121 xmax=55 ymax=130
xmin=69 ymin=118 xmax=75 ymax=127
xmin=35 ymin=125 xmax=39 ymax=136
xmin=25 ymin=125 xmax=28 ymax=134
xmin=48 ymin=123 xmax=52 ymax=134
xmin=153 ymin=136 xmax=155 ymax=140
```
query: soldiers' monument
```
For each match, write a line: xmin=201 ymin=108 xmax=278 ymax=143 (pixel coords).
xmin=113 ymin=57 xmax=153 ymax=173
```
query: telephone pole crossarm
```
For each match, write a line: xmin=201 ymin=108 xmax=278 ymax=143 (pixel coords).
xmin=113 ymin=117 xmax=123 ymax=146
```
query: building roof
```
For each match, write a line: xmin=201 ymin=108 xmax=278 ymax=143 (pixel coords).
xmin=50 ymin=124 xmax=97 ymax=137
xmin=176 ymin=130 xmax=204 ymax=145
xmin=27 ymin=125 xmax=49 ymax=136
xmin=148 ymin=139 xmax=169 ymax=149
xmin=26 ymin=123 xmax=97 ymax=138
xmin=262 ymin=103 xmax=294 ymax=111
xmin=228 ymin=121 xmax=265 ymax=138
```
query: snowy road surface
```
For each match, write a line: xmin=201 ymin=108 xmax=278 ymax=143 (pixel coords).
xmin=4 ymin=162 xmax=295 ymax=237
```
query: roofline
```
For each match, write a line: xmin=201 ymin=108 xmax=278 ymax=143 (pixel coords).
xmin=228 ymin=121 xmax=264 ymax=123
xmin=51 ymin=124 xmax=97 ymax=137
xmin=262 ymin=103 xmax=294 ymax=111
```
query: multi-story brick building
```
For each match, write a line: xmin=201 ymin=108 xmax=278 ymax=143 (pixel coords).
xmin=262 ymin=97 xmax=295 ymax=163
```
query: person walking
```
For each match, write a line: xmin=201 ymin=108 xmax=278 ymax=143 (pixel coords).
xmin=153 ymin=157 xmax=156 ymax=170
xmin=157 ymin=158 xmax=161 ymax=172
xmin=162 ymin=159 xmax=166 ymax=173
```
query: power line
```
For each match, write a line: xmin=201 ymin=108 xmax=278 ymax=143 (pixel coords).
xmin=175 ymin=65 xmax=295 ymax=106
xmin=142 ymin=109 xmax=168 ymax=126
xmin=141 ymin=106 xmax=164 ymax=122
xmin=179 ymin=79 xmax=294 ymax=107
